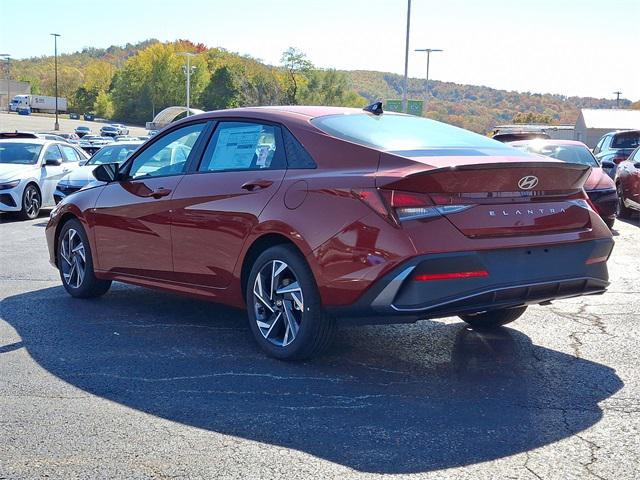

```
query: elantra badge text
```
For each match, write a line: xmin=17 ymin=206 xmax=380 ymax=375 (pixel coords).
xmin=489 ymin=207 xmax=566 ymax=216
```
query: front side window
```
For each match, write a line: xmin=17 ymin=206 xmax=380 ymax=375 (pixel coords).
xmin=60 ymin=145 xmax=81 ymax=163
xmin=0 ymin=143 xmax=42 ymax=164
xmin=43 ymin=145 xmax=63 ymax=163
xmin=128 ymin=123 xmax=205 ymax=179
xmin=199 ymin=122 xmax=284 ymax=172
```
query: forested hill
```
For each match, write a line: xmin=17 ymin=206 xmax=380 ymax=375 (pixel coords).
xmin=344 ymin=70 xmax=629 ymax=133
xmin=9 ymin=39 xmax=634 ymax=132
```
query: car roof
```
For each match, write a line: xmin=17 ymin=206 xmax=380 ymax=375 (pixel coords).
xmin=0 ymin=137 xmax=50 ymax=145
xmin=509 ymin=139 xmax=589 ymax=147
xmin=603 ymin=129 xmax=640 ymax=136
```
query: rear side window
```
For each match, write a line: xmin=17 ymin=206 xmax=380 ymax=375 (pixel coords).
xmin=282 ymin=129 xmax=316 ymax=169
xmin=612 ymin=132 xmax=640 ymax=149
xmin=199 ymin=122 xmax=285 ymax=172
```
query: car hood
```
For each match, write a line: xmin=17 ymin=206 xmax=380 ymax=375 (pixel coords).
xmin=585 ymin=167 xmax=615 ymax=191
xmin=0 ymin=163 xmax=37 ymax=181
xmin=58 ymin=165 xmax=98 ymax=185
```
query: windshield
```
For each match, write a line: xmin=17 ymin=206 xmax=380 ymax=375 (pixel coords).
xmin=612 ymin=132 xmax=640 ymax=149
xmin=311 ymin=113 xmax=521 ymax=154
xmin=87 ymin=144 xmax=140 ymax=165
xmin=0 ymin=142 xmax=42 ymax=165
xmin=513 ymin=143 xmax=598 ymax=167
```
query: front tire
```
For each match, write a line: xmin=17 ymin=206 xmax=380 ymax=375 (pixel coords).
xmin=246 ymin=245 xmax=335 ymax=360
xmin=18 ymin=184 xmax=41 ymax=220
xmin=460 ymin=306 xmax=527 ymax=329
xmin=58 ymin=219 xmax=112 ymax=298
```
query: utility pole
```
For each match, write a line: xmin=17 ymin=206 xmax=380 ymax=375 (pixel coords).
xmin=613 ymin=91 xmax=622 ymax=108
xmin=51 ymin=33 xmax=61 ymax=130
xmin=178 ymin=53 xmax=197 ymax=117
xmin=415 ymin=48 xmax=443 ymax=113
xmin=402 ymin=0 xmax=411 ymax=113
xmin=0 ymin=54 xmax=9 ymax=113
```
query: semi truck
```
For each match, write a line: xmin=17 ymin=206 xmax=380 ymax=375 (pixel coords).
xmin=9 ymin=95 xmax=68 ymax=114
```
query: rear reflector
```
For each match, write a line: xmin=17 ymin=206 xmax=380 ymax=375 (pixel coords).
xmin=414 ymin=270 xmax=489 ymax=281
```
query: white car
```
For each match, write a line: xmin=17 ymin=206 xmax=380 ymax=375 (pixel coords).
xmin=0 ymin=138 xmax=88 ymax=219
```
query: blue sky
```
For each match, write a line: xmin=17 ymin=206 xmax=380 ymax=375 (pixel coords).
xmin=1 ymin=0 xmax=638 ymax=100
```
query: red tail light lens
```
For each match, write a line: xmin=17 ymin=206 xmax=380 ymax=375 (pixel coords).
xmin=414 ymin=270 xmax=489 ymax=281
xmin=612 ymin=156 xmax=627 ymax=165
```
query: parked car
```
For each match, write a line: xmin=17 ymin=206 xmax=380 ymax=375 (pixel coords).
xmin=69 ymin=112 xmax=80 ymax=120
xmin=54 ymin=141 xmax=143 ymax=203
xmin=52 ymin=132 xmax=80 ymax=143
xmin=36 ymin=133 xmax=71 ymax=143
xmin=509 ymin=139 xmax=618 ymax=228
xmin=593 ymin=130 xmax=640 ymax=179
xmin=112 ymin=124 xmax=129 ymax=135
xmin=0 ymin=138 xmax=88 ymax=219
xmin=492 ymin=129 xmax=550 ymax=143
xmin=100 ymin=125 xmax=120 ymax=137
xmin=75 ymin=126 xmax=91 ymax=138
xmin=46 ymin=105 xmax=613 ymax=360
xmin=77 ymin=135 xmax=113 ymax=156
xmin=83 ymin=113 xmax=95 ymax=121
xmin=615 ymin=146 xmax=640 ymax=219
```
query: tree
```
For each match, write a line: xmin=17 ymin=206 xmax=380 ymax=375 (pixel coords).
xmin=93 ymin=91 xmax=114 ymax=118
xmin=280 ymin=47 xmax=312 ymax=104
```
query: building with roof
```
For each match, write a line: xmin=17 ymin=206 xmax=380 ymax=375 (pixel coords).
xmin=146 ymin=106 xmax=205 ymax=130
xmin=574 ymin=109 xmax=640 ymax=148
xmin=0 ymin=80 xmax=31 ymax=111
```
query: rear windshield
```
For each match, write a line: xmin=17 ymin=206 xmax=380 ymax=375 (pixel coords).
xmin=612 ymin=132 xmax=640 ymax=149
xmin=0 ymin=142 xmax=42 ymax=164
xmin=513 ymin=143 xmax=598 ymax=167
xmin=311 ymin=113 xmax=520 ymax=153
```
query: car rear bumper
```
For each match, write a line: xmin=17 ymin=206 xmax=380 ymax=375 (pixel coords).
xmin=587 ymin=188 xmax=618 ymax=220
xmin=328 ymin=238 xmax=613 ymax=325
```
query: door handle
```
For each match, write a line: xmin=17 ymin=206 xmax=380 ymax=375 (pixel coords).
xmin=146 ymin=187 xmax=172 ymax=199
xmin=241 ymin=179 xmax=273 ymax=191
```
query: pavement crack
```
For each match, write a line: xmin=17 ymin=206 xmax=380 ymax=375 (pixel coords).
xmin=523 ymin=452 xmax=544 ymax=480
xmin=576 ymin=434 xmax=605 ymax=480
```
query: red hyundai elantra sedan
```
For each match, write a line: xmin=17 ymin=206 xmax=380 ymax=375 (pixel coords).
xmin=46 ymin=105 xmax=614 ymax=359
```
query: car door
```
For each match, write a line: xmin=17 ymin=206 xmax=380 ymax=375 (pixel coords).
xmin=625 ymin=148 xmax=640 ymax=208
xmin=91 ymin=122 xmax=207 ymax=279
xmin=171 ymin=120 xmax=287 ymax=289
xmin=40 ymin=144 xmax=68 ymax=205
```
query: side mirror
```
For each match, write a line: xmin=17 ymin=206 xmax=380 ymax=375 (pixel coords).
xmin=601 ymin=160 xmax=615 ymax=169
xmin=45 ymin=158 xmax=62 ymax=166
xmin=634 ymin=162 xmax=640 ymax=169
xmin=93 ymin=163 xmax=120 ymax=183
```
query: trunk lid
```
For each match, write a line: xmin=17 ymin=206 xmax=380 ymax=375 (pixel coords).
xmin=377 ymin=151 xmax=593 ymax=237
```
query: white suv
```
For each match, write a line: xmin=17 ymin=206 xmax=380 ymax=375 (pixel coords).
xmin=0 ymin=137 xmax=88 ymax=219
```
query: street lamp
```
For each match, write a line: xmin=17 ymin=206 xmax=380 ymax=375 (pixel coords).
xmin=0 ymin=54 xmax=9 ymax=113
xmin=178 ymin=52 xmax=197 ymax=117
xmin=415 ymin=48 xmax=443 ymax=113
xmin=50 ymin=33 xmax=61 ymax=131
xmin=402 ymin=0 xmax=411 ymax=113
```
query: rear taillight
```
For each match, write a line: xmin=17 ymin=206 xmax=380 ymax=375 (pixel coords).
xmin=612 ymin=156 xmax=627 ymax=165
xmin=353 ymin=188 xmax=473 ymax=224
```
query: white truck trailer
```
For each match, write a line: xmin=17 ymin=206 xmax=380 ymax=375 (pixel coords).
xmin=9 ymin=95 xmax=68 ymax=113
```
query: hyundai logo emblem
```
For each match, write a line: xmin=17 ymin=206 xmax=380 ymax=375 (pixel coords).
xmin=518 ymin=175 xmax=539 ymax=190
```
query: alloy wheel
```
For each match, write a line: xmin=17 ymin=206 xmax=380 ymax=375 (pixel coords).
xmin=60 ymin=228 xmax=86 ymax=289
xmin=24 ymin=186 xmax=41 ymax=218
xmin=252 ymin=260 xmax=304 ymax=347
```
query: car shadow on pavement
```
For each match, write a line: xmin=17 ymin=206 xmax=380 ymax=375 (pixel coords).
xmin=1 ymin=284 xmax=623 ymax=474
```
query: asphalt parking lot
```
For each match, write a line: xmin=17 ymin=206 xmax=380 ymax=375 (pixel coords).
xmin=0 ymin=112 xmax=147 ymax=137
xmin=1 ymin=212 xmax=639 ymax=479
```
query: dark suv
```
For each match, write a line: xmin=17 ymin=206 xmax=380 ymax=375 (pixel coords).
xmin=594 ymin=130 xmax=640 ymax=179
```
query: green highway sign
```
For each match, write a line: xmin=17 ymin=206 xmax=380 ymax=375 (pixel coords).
xmin=385 ymin=100 xmax=403 ymax=112
xmin=407 ymin=100 xmax=424 ymax=116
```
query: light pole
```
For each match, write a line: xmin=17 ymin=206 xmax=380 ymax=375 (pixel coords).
xmin=51 ymin=33 xmax=61 ymax=130
xmin=0 ymin=54 xmax=9 ymax=113
xmin=415 ymin=48 xmax=443 ymax=113
xmin=613 ymin=91 xmax=622 ymax=108
xmin=402 ymin=0 xmax=411 ymax=113
xmin=178 ymin=53 xmax=197 ymax=117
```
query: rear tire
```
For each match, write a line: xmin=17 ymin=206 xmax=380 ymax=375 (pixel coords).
xmin=58 ymin=219 xmax=112 ymax=298
xmin=617 ymin=183 xmax=633 ymax=219
xmin=18 ymin=184 xmax=41 ymax=220
xmin=460 ymin=306 xmax=527 ymax=329
xmin=246 ymin=245 xmax=335 ymax=360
